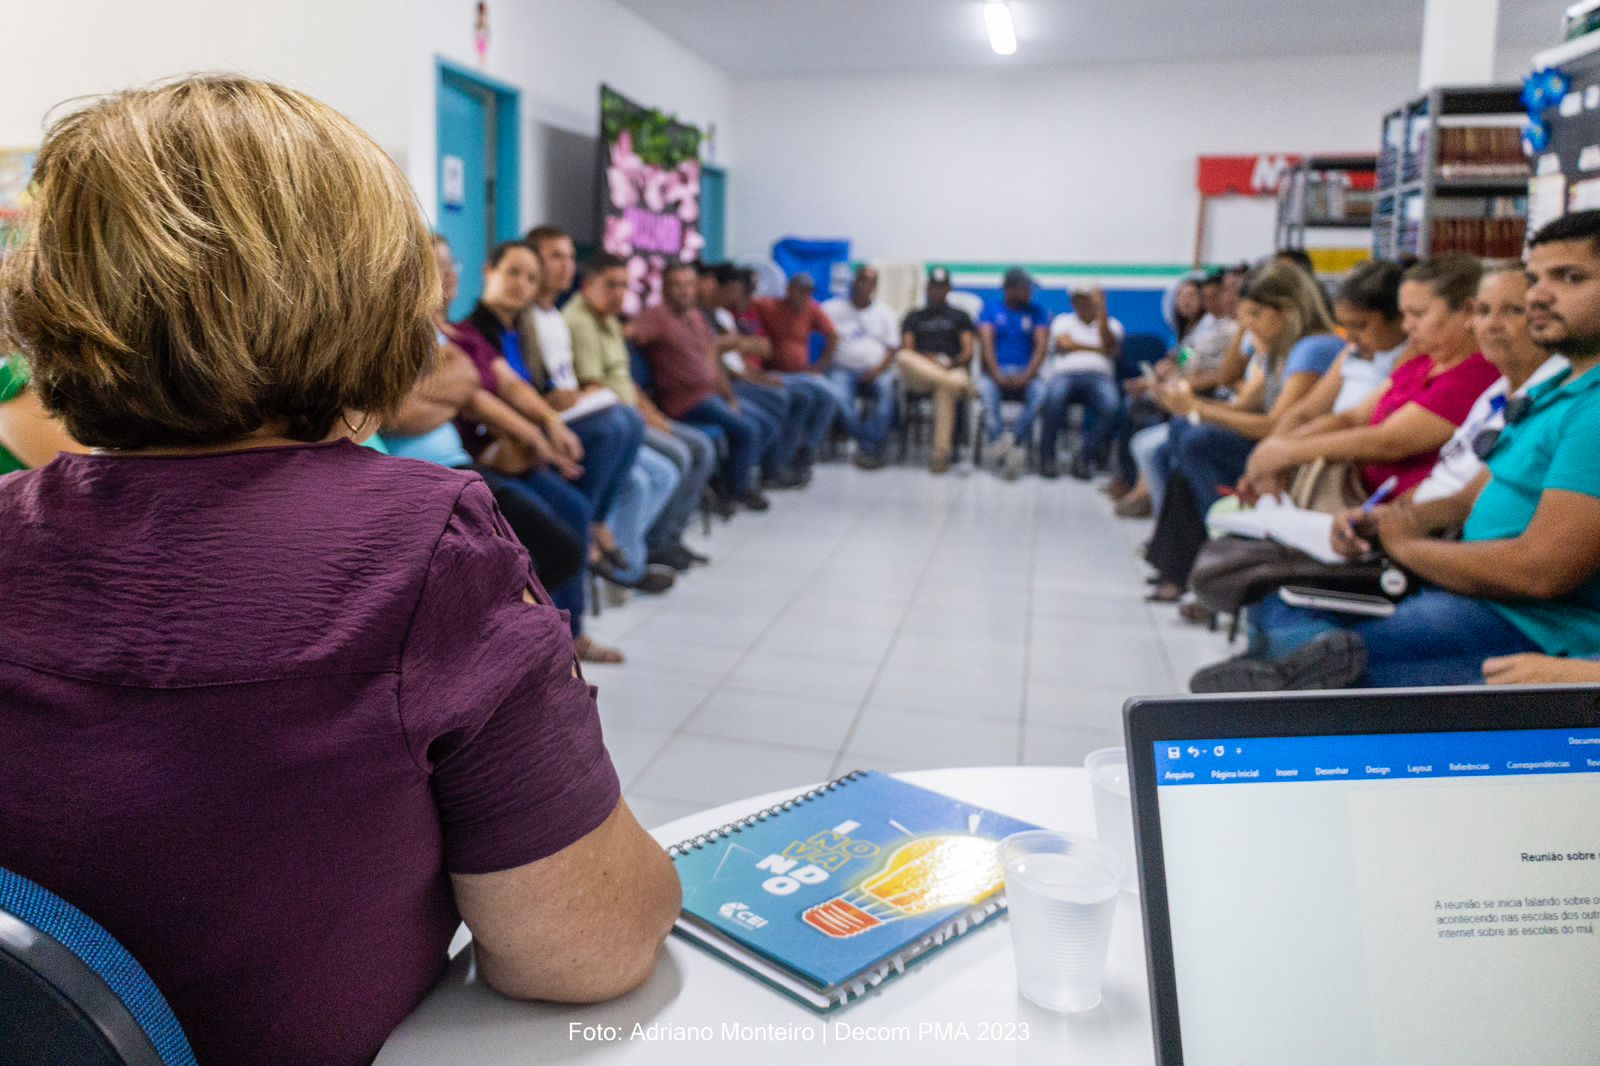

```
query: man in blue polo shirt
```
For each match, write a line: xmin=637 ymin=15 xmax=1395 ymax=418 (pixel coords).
xmin=1190 ymin=209 xmax=1600 ymax=692
xmin=978 ymin=268 xmax=1049 ymax=480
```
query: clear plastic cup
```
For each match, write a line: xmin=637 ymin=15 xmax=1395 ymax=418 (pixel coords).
xmin=999 ymin=830 xmax=1122 ymax=1013
xmin=1085 ymin=746 xmax=1138 ymax=894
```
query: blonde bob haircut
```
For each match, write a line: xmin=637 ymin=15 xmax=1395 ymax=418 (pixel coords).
xmin=0 ymin=75 xmax=439 ymax=448
xmin=1239 ymin=262 xmax=1337 ymax=361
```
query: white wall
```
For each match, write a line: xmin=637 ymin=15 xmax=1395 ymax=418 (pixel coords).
xmin=0 ymin=0 xmax=409 ymax=156
xmin=410 ymin=0 xmax=734 ymax=240
xmin=1 ymin=0 xmax=732 ymax=246
xmin=729 ymin=47 xmax=1537 ymax=267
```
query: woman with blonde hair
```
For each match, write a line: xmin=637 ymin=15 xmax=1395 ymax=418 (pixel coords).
xmin=0 ymin=76 xmax=678 ymax=1065
xmin=1143 ymin=262 xmax=1346 ymax=603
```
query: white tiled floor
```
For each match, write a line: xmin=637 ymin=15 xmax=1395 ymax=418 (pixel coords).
xmin=580 ymin=460 xmax=1237 ymax=830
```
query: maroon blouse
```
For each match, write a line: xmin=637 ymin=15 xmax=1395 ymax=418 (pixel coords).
xmin=0 ymin=441 xmax=620 ymax=1064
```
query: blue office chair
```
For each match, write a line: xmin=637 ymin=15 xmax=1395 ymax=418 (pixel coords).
xmin=1116 ymin=332 xmax=1171 ymax=383
xmin=0 ymin=867 xmax=196 ymax=1066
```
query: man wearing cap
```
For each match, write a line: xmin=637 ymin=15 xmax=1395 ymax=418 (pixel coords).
xmin=1040 ymin=285 xmax=1125 ymax=480
xmin=898 ymin=267 xmax=977 ymax=474
xmin=750 ymin=273 xmax=844 ymax=460
xmin=822 ymin=265 xmax=901 ymax=469
xmin=978 ymin=268 xmax=1050 ymax=480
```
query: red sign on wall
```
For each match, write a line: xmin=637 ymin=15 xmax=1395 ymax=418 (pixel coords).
xmin=1196 ymin=155 xmax=1303 ymax=197
xmin=1197 ymin=155 xmax=1377 ymax=197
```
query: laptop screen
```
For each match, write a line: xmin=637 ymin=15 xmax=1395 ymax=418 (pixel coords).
xmin=1150 ymin=725 xmax=1600 ymax=1065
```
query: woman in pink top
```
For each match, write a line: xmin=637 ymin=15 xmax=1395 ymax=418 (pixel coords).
xmin=0 ymin=76 xmax=678 ymax=1065
xmin=1242 ymin=253 xmax=1501 ymax=498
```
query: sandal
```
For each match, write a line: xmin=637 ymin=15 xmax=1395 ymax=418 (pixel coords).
xmin=1145 ymin=581 xmax=1184 ymax=604
xmin=575 ymin=634 xmax=625 ymax=664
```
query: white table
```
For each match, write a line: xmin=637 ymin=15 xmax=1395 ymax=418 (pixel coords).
xmin=377 ymin=766 xmax=1156 ymax=1065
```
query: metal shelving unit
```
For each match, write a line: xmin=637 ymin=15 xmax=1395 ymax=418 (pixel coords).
xmin=1276 ymin=155 xmax=1379 ymax=251
xmin=1372 ymin=85 xmax=1530 ymax=261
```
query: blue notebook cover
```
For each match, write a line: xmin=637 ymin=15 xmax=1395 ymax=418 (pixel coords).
xmin=669 ymin=771 xmax=1039 ymax=1009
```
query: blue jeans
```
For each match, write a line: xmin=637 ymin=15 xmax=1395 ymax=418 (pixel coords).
xmin=684 ymin=394 xmax=762 ymax=497
xmin=780 ymin=373 xmax=845 ymax=453
xmin=605 ymin=448 xmax=680 ymax=583
xmin=644 ymin=422 xmax=716 ymax=552
xmin=520 ymin=469 xmax=595 ymax=638
xmin=1040 ymin=372 xmax=1120 ymax=465
xmin=735 ymin=380 xmax=801 ymax=471
xmin=1131 ymin=423 xmax=1172 ymax=511
xmin=826 ymin=366 xmax=899 ymax=454
xmin=568 ymin=403 xmax=645 ymax=520
xmin=1248 ymin=588 xmax=1540 ymax=688
xmin=1165 ymin=417 xmax=1255 ymax=511
xmin=978 ymin=375 xmax=1046 ymax=443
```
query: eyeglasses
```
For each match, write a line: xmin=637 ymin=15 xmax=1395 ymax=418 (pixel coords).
xmin=1471 ymin=394 xmax=1534 ymax=460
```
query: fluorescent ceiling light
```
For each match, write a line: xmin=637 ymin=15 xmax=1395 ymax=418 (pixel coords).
xmin=985 ymin=2 xmax=1017 ymax=56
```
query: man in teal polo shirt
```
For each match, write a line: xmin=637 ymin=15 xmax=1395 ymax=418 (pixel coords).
xmin=1190 ymin=209 xmax=1600 ymax=691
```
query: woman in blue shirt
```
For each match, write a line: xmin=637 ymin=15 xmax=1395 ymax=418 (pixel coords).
xmin=1143 ymin=263 xmax=1345 ymax=602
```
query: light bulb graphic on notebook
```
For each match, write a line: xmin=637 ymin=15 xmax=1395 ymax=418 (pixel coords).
xmin=802 ymin=834 xmax=1004 ymax=938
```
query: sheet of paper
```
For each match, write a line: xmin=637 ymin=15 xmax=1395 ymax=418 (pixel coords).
xmin=557 ymin=388 xmax=620 ymax=424
xmin=1209 ymin=496 xmax=1346 ymax=566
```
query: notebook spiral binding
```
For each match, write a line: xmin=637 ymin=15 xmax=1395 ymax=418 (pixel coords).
xmin=665 ymin=769 xmax=869 ymax=857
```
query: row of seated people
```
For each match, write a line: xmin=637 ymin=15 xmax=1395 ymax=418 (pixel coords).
xmin=1115 ymin=213 xmax=1600 ymax=691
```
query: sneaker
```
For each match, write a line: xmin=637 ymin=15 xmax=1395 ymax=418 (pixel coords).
xmin=1002 ymin=442 xmax=1027 ymax=481
xmin=600 ymin=562 xmax=677 ymax=594
xmin=1115 ymin=494 xmax=1153 ymax=518
xmin=852 ymin=450 xmax=886 ymax=471
xmin=988 ymin=431 xmax=1017 ymax=471
xmin=1069 ymin=454 xmax=1094 ymax=481
xmin=634 ymin=564 xmax=677 ymax=594
xmin=647 ymin=544 xmax=695 ymax=572
xmin=764 ymin=466 xmax=806 ymax=489
xmin=1189 ymin=630 xmax=1367 ymax=693
xmin=741 ymin=490 xmax=771 ymax=512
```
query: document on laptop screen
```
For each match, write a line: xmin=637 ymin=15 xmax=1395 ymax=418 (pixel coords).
xmin=1152 ymin=728 xmax=1600 ymax=1066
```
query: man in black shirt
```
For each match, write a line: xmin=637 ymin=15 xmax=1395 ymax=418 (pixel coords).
xmin=898 ymin=267 xmax=977 ymax=473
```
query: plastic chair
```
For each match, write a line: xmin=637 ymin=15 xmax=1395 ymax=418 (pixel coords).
xmin=1117 ymin=333 xmax=1171 ymax=384
xmin=0 ymin=867 xmax=196 ymax=1066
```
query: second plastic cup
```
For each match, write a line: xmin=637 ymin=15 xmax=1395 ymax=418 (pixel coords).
xmin=999 ymin=830 xmax=1121 ymax=1013
xmin=1085 ymin=746 xmax=1138 ymax=894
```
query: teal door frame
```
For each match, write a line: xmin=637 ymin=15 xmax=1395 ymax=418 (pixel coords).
xmin=700 ymin=164 xmax=727 ymax=263
xmin=436 ymin=58 xmax=521 ymax=315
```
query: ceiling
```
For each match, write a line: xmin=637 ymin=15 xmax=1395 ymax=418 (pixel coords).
xmin=613 ymin=0 xmax=1572 ymax=78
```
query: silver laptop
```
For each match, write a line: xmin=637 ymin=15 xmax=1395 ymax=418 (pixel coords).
xmin=1125 ymin=686 xmax=1600 ymax=1066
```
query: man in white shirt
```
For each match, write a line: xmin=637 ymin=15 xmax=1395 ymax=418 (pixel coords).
xmin=1039 ymin=286 xmax=1124 ymax=479
xmin=822 ymin=265 xmax=901 ymax=469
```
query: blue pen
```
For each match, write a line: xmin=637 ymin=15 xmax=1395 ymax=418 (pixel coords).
xmin=1361 ymin=474 xmax=1400 ymax=514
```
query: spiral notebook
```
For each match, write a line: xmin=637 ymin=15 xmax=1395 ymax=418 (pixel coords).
xmin=667 ymin=770 xmax=1039 ymax=1011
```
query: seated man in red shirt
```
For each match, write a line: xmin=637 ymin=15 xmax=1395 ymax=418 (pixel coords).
xmin=749 ymin=273 xmax=847 ymax=459
xmin=630 ymin=262 xmax=771 ymax=512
